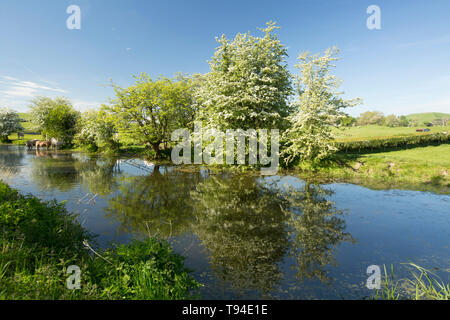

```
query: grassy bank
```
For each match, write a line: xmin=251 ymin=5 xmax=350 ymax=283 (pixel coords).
xmin=294 ymin=144 xmax=450 ymax=194
xmin=375 ymin=264 xmax=449 ymax=300
xmin=0 ymin=181 xmax=201 ymax=300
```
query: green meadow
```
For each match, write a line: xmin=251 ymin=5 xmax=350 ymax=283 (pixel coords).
xmin=335 ymin=125 xmax=449 ymax=142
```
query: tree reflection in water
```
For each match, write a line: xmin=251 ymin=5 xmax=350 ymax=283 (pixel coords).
xmin=105 ymin=165 xmax=202 ymax=238
xmin=30 ymin=152 xmax=120 ymax=193
xmin=190 ymin=175 xmax=290 ymax=298
xmin=0 ymin=146 xmax=26 ymax=178
xmin=281 ymin=182 xmax=356 ymax=283
xmin=30 ymin=152 xmax=80 ymax=191
xmin=84 ymin=163 xmax=356 ymax=298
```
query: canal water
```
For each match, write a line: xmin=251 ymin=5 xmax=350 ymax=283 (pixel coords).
xmin=0 ymin=145 xmax=448 ymax=299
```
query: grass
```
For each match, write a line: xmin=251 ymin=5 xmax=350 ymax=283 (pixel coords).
xmin=294 ymin=144 xmax=450 ymax=194
xmin=0 ymin=181 xmax=201 ymax=300
xmin=362 ymin=144 xmax=450 ymax=167
xmin=5 ymin=133 xmax=43 ymax=145
xmin=375 ymin=263 xmax=450 ymax=300
xmin=336 ymin=125 xmax=449 ymax=142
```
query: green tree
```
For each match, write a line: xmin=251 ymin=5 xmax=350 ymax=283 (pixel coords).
xmin=281 ymin=47 xmax=361 ymax=165
xmin=29 ymin=97 xmax=80 ymax=145
xmin=356 ymin=111 xmax=385 ymax=126
xmin=385 ymin=114 xmax=399 ymax=127
xmin=196 ymin=22 xmax=292 ymax=131
xmin=398 ymin=115 xmax=410 ymax=127
xmin=105 ymin=74 xmax=195 ymax=158
xmin=340 ymin=115 xmax=356 ymax=127
xmin=0 ymin=108 xmax=23 ymax=142
xmin=75 ymin=109 xmax=119 ymax=152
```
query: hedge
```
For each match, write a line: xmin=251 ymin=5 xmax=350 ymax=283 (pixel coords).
xmin=335 ymin=132 xmax=450 ymax=152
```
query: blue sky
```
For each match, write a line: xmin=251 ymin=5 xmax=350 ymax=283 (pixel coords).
xmin=0 ymin=0 xmax=449 ymax=116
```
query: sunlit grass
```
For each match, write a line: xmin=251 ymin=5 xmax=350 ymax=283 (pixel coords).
xmin=5 ymin=133 xmax=43 ymax=145
xmin=335 ymin=125 xmax=449 ymax=142
xmin=360 ymin=144 xmax=450 ymax=167
xmin=375 ymin=263 xmax=450 ymax=300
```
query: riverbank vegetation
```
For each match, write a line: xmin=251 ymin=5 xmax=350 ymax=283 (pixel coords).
xmin=0 ymin=181 xmax=201 ymax=300
xmin=0 ymin=22 xmax=449 ymax=187
xmin=294 ymin=144 xmax=450 ymax=194
xmin=375 ymin=264 xmax=449 ymax=300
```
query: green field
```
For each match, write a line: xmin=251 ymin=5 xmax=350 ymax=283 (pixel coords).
xmin=360 ymin=144 xmax=450 ymax=167
xmin=336 ymin=125 xmax=449 ymax=142
xmin=306 ymin=144 xmax=450 ymax=194
xmin=17 ymin=113 xmax=38 ymax=133
xmin=405 ymin=112 xmax=450 ymax=123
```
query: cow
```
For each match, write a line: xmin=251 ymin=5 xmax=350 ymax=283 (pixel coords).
xmin=50 ymin=138 xmax=64 ymax=150
xmin=26 ymin=139 xmax=39 ymax=150
xmin=36 ymin=140 xmax=51 ymax=150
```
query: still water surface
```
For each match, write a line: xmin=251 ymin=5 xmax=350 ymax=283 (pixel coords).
xmin=1 ymin=145 xmax=449 ymax=299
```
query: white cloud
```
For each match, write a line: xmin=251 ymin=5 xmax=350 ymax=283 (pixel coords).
xmin=1 ymin=76 xmax=19 ymax=81
xmin=0 ymin=76 xmax=67 ymax=100
xmin=0 ymin=75 xmax=69 ymax=112
xmin=14 ymin=81 xmax=67 ymax=93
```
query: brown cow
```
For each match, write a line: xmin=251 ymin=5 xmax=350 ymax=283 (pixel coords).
xmin=36 ymin=140 xmax=51 ymax=150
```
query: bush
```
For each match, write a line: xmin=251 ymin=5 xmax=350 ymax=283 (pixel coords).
xmin=335 ymin=132 xmax=450 ymax=152
xmin=0 ymin=181 xmax=201 ymax=300
xmin=0 ymin=108 xmax=23 ymax=142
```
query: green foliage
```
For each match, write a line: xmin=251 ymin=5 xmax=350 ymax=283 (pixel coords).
xmin=0 ymin=182 xmax=89 ymax=252
xmin=29 ymin=97 xmax=80 ymax=145
xmin=75 ymin=109 xmax=119 ymax=152
xmin=340 ymin=115 xmax=356 ymax=127
xmin=0 ymin=108 xmax=23 ymax=142
xmin=357 ymin=111 xmax=385 ymax=126
xmin=375 ymin=264 xmax=450 ymax=300
xmin=86 ymin=239 xmax=200 ymax=299
xmin=196 ymin=21 xmax=292 ymax=131
xmin=282 ymin=47 xmax=361 ymax=165
xmin=104 ymin=73 xmax=195 ymax=158
xmin=335 ymin=132 xmax=450 ymax=152
xmin=406 ymin=263 xmax=450 ymax=300
xmin=0 ymin=181 xmax=201 ymax=300
xmin=384 ymin=114 xmax=399 ymax=127
xmin=398 ymin=115 xmax=410 ymax=127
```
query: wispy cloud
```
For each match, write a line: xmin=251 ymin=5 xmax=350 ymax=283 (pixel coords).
xmin=0 ymin=75 xmax=67 ymax=98
xmin=1 ymin=76 xmax=19 ymax=81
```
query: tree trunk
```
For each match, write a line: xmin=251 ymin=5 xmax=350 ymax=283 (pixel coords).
xmin=151 ymin=143 xmax=161 ymax=159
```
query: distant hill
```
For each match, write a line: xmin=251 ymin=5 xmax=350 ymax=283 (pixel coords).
xmin=404 ymin=112 xmax=450 ymax=123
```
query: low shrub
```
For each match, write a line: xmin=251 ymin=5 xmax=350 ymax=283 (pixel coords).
xmin=0 ymin=181 xmax=201 ymax=300
xmin=335 ymin=132 xmax=450 ymax=152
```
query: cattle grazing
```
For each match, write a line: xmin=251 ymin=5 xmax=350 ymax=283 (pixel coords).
xmin=36 ymin=140 xmax=51 ymax=150
xmin=26 ymin=139 xmax=39 ymax=150
xmin=50 ymin=138 xmax=64 ymax=150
